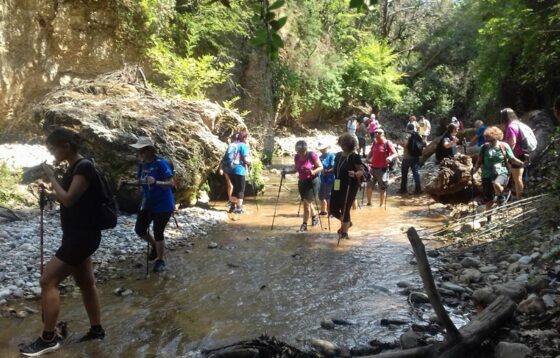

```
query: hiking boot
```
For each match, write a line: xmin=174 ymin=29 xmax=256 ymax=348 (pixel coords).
xmin=233 ymin=207 xmax=244 ymax=214
xmin=153 ymin=259 xmax=166 ymax=273
xmin=19 ymin=336 xmax=61 ymax=356
xmin=148 ymin=244 xmax=157 ymax=261
xmin=298 ymin=223 xmax=307 ymax=232
xmin=78 ymin=326 xmax=105 ymax=342
xmin=311 ymin=216 xmax=320 ymax=226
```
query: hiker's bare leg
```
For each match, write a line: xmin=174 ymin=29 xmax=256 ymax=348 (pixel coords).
xmin=303 ymin=200 xmax=311 ymax=223
xmin=367 ymin=187 xmax=373 ymax=204
xmin=40 ymin=257 xmax=72 ymax=332
xmin=320 ymin=199 xmax=327 ymax=213
xmin=155 ymin=240 xmax=164 ymax=260
xmin=73 ymin=257 xmax=101 ymax=326
xmin=379 ymin=190 xmax=386 ymax=207
xmin=224 ymin=173 xmax=233 ymax=202
xmin=511 ymin=167 xmax=524 ymax=199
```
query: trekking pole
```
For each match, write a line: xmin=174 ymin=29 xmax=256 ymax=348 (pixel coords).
xmin=338 ymin=179 xmax=352 ymax=247
xmin=384 ymin=169 xmax=390 ymax=211
xmin=271 ymin=174 xmax=285 ymax=230
xmin=38 ymin=184 xmax=47 ymax=275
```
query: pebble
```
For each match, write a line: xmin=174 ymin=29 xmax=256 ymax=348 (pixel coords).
xmin=479 ymin=265 xmax=498 ymax=273
xmin=400 ymin=329 xmax=422 ymax=349
xmin=460 ymin=256 xmax=480 ymax=268
xmin=409 ymin=292 xmax=430 ymax=304
xmin=320 ymin=319 xmax=335 ymax=330
xmin=517 ymin=294 xmax=546 ymax=314
xmin=518 ymin=256 xmax=532 ymax=265
xmin=208 ymin=242 xmax=219 ymax=249
xmin=542 ymin=294 xmax=556 ymax=308
xmin=441 ymin=282 xmax=466 ymax=293
xmin=472 ymin=288 xmax=496 ymax=306
xmin=495 ymin=341 xmax=531 ymax=358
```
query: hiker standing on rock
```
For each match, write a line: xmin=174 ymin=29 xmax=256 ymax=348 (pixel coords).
xmin=317 ymin=141 xmax=335 ymax=216
xmin=472 ymin=126 xmax=524 ymax=220
xmin=435 ymin=123 xmax=459 ymax=164
xmin=229 ymin=130 xmax=252 ymax=214
xmin=131 ymin=136 xmax=175 ymax=273
xmin=398 ymin=123 xmax=423 ymax=195
xmin=501 ymin=108 xmax=526 ymax=200
xmin=417 ymin=115 xmax=431 ymax=143
xmin=282 ymin=140 xmax=323 ymax=232
xmin=366 ymin=129 xmax=397 ymax=207
xmin=329 ymin=133 xmax=365 ymax=239
xmin=20 ymin=128 xmax=105 ymax=356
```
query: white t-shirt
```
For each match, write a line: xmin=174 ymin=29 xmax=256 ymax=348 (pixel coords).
xmin=347 ymin=119 xmax=357 ymax=135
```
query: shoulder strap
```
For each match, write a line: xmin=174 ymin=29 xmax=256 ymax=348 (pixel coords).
xmin=70 ymin=158 xmax=89 ymax=175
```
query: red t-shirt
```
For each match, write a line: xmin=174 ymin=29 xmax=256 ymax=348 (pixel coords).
xmin=369 ymin=140 xmax=396 ymax=169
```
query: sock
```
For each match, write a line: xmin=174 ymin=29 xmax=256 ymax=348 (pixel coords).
xmin=41 ymin=331 xmax=55 ymax=341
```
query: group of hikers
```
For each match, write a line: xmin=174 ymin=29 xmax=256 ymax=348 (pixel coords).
xmin=18 ymin=95 xmax=560 ymax=356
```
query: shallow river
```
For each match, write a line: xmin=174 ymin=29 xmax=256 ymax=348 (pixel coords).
xmin=1 ymin=170 xmax=448 ymax=357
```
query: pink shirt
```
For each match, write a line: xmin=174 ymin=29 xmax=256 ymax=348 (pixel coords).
xmin=295 ymin=151 xmax=319 ymax=180
xmin=368 ymin=120 xmax=379 ymax=133
xmin=369 ymin=140 xmax=396 ymax=168
xmin=504 ymin=122 xmax=523 ymax=157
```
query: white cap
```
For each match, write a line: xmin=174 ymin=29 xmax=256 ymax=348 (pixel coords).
xmin=317 ymin=141 xmax=330 ymax=150
xmin=130 ymin=136 xmax=155 ymax=149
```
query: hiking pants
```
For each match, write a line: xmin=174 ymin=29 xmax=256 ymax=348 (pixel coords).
xmin=135 ymin=210 xmax=172 ymax=241
xmin=400 ymin=157 xmax=421 ymax=191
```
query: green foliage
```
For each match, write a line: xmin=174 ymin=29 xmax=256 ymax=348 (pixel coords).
xmin=345 ymin=40 xmax=405 ymax=108
xmin=251 ymin=0 xmax=288 ymax=60
xmin=0 ymin=162 xmax=25 ymax=207
xmin=249 ymin=157 xmax=265 ymax=191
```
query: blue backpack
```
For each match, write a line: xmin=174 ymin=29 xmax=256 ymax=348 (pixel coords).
xmin=221 ymin=143 xmax=239 ymax=172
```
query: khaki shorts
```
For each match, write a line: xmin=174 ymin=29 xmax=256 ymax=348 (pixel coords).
xmin=493 ymin=173 xmax=509 ymax=186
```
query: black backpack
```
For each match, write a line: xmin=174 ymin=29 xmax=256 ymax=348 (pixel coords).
xmin=74 ymin=159 xmax=117 ymax=230
xmin=407 ymin=133 xmax=424 ymax=157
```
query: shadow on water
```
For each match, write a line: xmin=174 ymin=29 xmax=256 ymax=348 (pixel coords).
xmin=1 ymin=167 xmax=460 ymax=357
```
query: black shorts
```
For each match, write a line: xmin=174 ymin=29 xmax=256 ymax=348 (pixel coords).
xmin=298 ymin=177 xmax=320 ymax=202
xmin=135 ymin=210 xmax=173 ymax=241
xmin=329 ymin=184 xmax=358 ymax=223
xmin=510 ymin=154 xmax=525 ymax=169
xmin=56 ymin=230 xmax=101 ymax=266
xmin=230 ymin=174 xmax=246 ymax=199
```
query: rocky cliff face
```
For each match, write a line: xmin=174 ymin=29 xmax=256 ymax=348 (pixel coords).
xmin=0 ymin=0 xmax=144 ymax=140
xmin=36 ymin=70 xmax=246 ymax=208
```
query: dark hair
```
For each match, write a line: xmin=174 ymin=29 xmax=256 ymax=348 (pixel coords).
xmin=338 ymin=133 xmax=357 ymax=152
xmin=46 ymin=127 xmax=82 ymax=152
xmin=447 ymin=123 xmax=458 ymax=133
xmin=295 ymin=140 xmax=307 ymax=153
xmin=500 ymin=108 xmax=518 ymax=123
xmin=237 ymin=130 xmax=248 ymax=142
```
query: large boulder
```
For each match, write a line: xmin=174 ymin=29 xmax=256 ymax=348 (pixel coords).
xmin=425 ymin=154 xmax=481 ymax=197
xmin=35 ymin=71 xmax=246 ymax=208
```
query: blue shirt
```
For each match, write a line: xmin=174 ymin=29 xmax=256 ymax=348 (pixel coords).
xmin=232 ymin=142 xmax=250 ymax=176
xmin=476 ymin=125 xmax=487 ymax=146
xmin=319 ymin=152 xmax=336 ymax=184
xmin=137 ymin=157 xmax=175 ymax=213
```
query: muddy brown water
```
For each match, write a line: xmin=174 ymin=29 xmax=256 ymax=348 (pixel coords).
xmin=1 ymin=170 xmax=456 ymax=357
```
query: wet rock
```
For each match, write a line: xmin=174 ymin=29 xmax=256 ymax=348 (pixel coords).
xmin=409 ymin=292 xmax=430 ymax=304
xmin=307 ymin=338 xmax=339 ymax=357
xmin=460 ymin=256 xmax=480 ymax=268
xmin=508 ymin=254 xmax=522 ymax=263
xmin=120 ymin=289 xmax=133 ymax=297
xmin=23 ymin=306 xmax=38 ymax=314
xmin=426 ymin=250 xmax=440 ymax=258
xmin=517 ymin=294 xmax=545 ymax=314
xmin=331 ymin=318 xmax=356 ymax=326
xmin=397 ymin=281 xmax=412 ymax=288
xmin=514 ymin=274 xmax=529 ymax=285
xmin=320 ymin=320 xmax=335 ymax=330
xmin=508 ymin=262 xmax=522 ymax=273
xmin=460 ymin=221 xmax=481 ymax=233
xmin=472 ymin=288 xmax=496 ymax=306
xmin=494 ymin=282 xmax=527 ymax=302
xmin=0 ymin=288 xmax=10 ymax=299
xmin=350 ymin=344 xmax=380 ymax=356
xmin=380 ymin=318 xmax=409 ymax=326
xmin=441 ymin=282 xmax=466 ymax=293
xmin=494 ymin=341 xmax=531 ymax=358
xmin=527 ymin=275 xmax=549 ymax=293
xmin=208 ymin=242 xmax=219 ymax=249
xmin=400 ymin=329 xmax=423 ymax=349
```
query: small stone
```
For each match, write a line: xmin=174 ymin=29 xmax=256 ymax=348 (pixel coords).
xmin=479 ymin=265 xmax=498 ymax=273
xmin=460 ymin=257 xmax=480 ymax=268
xmin=527 ymin=275 xmax=549 ymax=293
xmin=495 ymin=341 xmax=531 ymax=358
xmin=508 ymin=254 xmax=522 ymax=263
xmin=441 ymin=282 xmax=466 ymax=293
xmin=494 ymin=282 xmax=527 ymax=302
xmin=307 ymin=338 xmax=339 ymax=357
xmin=472 ymin=288 xmax=496 ymax=306
xmin=508 ymin=262 xmax=521 ymax=273
xmin=518 ymin=256 xmax=532 ymax=265
xmin=409 ymin=292 xmax=430 ymax=304
xmin=0 ymin=288 xmax=10 ymax=299
xmin=12 ymin=289 xmax=24 ymax=298
xmin=16 ymin=310 xmax=28 ymax=319
xmin=517 ymin=294 xmax=545 ymax=314
xmin=397 ymin=281 xmax=411 ymax=288
xmin=400 ymin=329 xmax=422 ymax=349
xmin=426 ymin=250 xmax=440 ymax=258
xmin=515 ymin=274 xmax=529 ymax=284
xmin=460 ymin=268 xmax=482 ymax=283
xmin=23 ymin=306 xmax=38 ymax=314
xmin=320 ymin=320 xmax=335 ymax=330
xmin=529 ymin=252 xmax=540 ymax=261
xmin=208 ymin=242 xmax=219 ymax=249
xmin=542 ymin=294 xmax=556 ymax=308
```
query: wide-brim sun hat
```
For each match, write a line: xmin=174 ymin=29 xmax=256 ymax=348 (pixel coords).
xmin=130 ymin=136 xmax=155 ymax=149
xmin=317 ymin=141 xmax=330 ymax=150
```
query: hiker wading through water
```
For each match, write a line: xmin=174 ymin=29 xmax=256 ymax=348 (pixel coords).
xmin=317 ymin=141 xmax=335 ymax=216
xmin=131 ymin=136 xmax=175 ymax=273
xmin=330 ymin=133 xmax=365 ymax=239
xmin=229 ymin=130 xmax=252 ymax=214
xmin=472 ymin=126 xmax=524 ymax=221
xmin=366 ymin=129 xmax=397 ymax=207
xmin=398 ymin=123 xmax=423 ymax=195
xmin=20 ymin=128 xmax=105 ymax=356
xmin=282 ymin=140 xmax=323 ymax=232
